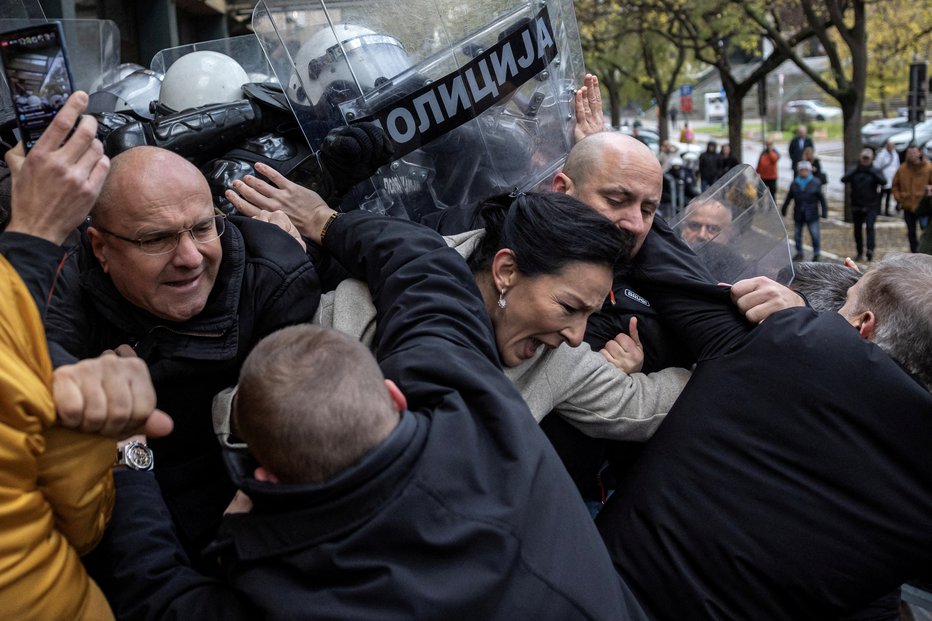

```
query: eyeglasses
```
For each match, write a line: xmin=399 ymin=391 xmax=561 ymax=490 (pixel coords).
xmin=94 ymin=214 xmax=226 ymax=256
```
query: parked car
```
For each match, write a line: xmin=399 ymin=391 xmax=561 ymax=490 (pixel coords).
xmin=785 ymin=99 xmax=843 ymax=121
xmin=886 ymin=119 xmax=932 ymax=158
xmin=861 ymin=117 xmax=913 ymax=151
xmin=922 ymin=140 xmax=932 ymax=162
xmin=618 ymin=125 xmax=660 ymax=155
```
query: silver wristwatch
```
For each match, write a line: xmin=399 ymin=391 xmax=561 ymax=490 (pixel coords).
xmin=116 ymin=441 xmax=154 ymax=471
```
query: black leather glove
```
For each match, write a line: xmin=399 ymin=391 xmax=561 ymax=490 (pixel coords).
xmin=318 ymin=123 xmax=394 ymax=200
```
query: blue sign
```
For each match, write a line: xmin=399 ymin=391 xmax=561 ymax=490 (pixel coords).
xmin=680 ymin=84 xmax=693 ymax=97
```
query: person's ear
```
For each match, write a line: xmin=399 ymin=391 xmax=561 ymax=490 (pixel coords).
xmin=87 ymin=227 xmax=111 ymax=273
xmin=254 ymin=466 xmax=280 ymax=484
xmin=853 ymin=310 xmax=877 ymax=340
xmin=490 ymin=249 xmax=519 ymax=292
xmin=384 ymin=379 xmax=407 ymax=413
xmin=551 ymin=171 xmax=573 ymax=195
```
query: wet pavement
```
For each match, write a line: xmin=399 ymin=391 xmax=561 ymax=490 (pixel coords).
xmin=783 ymin=201 xmax=914 ymax=266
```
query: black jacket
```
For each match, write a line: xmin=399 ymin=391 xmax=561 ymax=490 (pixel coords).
xmin=36 ymin=216 xmax=320 ymax=559
xmin=596 ymin=220 xmax=932 ymax=619
xmin=841 ymin=164 xmax=886 ymax=210
xmin=788 ymin=136 xmax=814 ymax=168
xmin=697 ymin=151 xmax=723 ymax=183
xmin=94 ymin=212 xmax=644 ymax=621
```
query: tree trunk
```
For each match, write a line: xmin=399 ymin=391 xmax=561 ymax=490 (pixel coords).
xmin=721 ymin=76 xmax=745 ymax=162
xmin=601 ymin=71 xmax=622 ymax=129
xmin=608 ymin=86 xmax=621 ymax=129
xmin=840 ymin=99 xmax=864 ymax=223
xmin=656 ymin=93 xmax=670 ymax=143
xmin=839 ymin=3 xmax=868 ymax=223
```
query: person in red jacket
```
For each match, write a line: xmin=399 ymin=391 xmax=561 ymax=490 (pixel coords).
xmin=756 ymin=139 xmax=780 ymax=198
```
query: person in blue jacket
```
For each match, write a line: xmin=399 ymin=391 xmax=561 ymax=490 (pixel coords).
xmin=781 ymin=159 xmax=826 ymax=261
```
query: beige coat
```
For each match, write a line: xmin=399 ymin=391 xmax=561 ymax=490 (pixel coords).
xmin=312 ymin=229 xmax=690 ymax=440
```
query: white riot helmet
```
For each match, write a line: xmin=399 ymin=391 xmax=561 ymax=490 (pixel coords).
xmin=289 ymin=24 xmax=410 ymax=108
xmin=87 ymin=67 xmax=163 ymax=119
xmin=159 ymin=51 xmax=249 ymax=112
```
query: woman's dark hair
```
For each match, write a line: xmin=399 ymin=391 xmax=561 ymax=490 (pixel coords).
xmin=466 ymin=191 xmax=631 ymax=277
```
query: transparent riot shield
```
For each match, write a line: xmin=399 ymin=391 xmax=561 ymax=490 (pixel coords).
xmin=0 ymin=1 xmax=41 ymax=135
xmin=671 ymin=164 xmax=795 ymax=285
xmin=0 ymin=16 xmax=119 ymax=148
xmin=150 ymin=34 xmax=275 ymax=84
xmin=0 ymin=18 xmax=118 ymax=94
xmin=0 ymin=0 xmax=44 ymax=20
xmin=86 ymin=64 xmax=162 ymax=119
xmin=0 ymin=18 xmax=119 ymax=120
xmin=253 ymin=0 xmax=585 ymax=221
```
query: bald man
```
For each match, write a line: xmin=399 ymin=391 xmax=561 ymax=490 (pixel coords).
xmin=40 ymin=146 xmax=321 ymax=565
xmin=546 ymin=132 xmax=704 ymax=372
xmin=680 ymin=199 xmax=733 ymax=248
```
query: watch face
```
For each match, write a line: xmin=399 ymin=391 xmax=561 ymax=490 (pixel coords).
xmin=126 ymin=444 xmax=153 ymax=470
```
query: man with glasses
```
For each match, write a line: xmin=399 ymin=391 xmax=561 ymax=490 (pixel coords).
xmin=35 ymin=146 xmax=321 ymax=568
xmin=680 ymin=200 xmax=733 ymax=248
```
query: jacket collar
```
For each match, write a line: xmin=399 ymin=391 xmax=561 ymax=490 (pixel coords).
xmin=80 ymin=221 xmax=246 ymax=360
xmin=213 ymin=410 xmax=425 ymax=561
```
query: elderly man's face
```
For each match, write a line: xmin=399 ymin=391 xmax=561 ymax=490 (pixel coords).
xmin=906 ymin=147 xmax=921 ymax=164
xmin=682 ymin=202 xmax=732 ymax=247
xmin=89 ymin=167 xmax=222 ymax=323
xmin=556 ymin=144 xmax=661 ymax=256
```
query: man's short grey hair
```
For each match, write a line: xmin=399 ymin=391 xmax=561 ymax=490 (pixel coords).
xmin=853 ymin=253 xmax=932 ymax=391
xmin=791 ymin=262 xmax=860 ymax=313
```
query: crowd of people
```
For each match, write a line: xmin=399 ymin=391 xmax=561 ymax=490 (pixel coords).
xmin=749 ymin=124 xmax=932 ymax=262
xmin=653 ymin=121 xmax=932 ymax=263
xmin=1 ymin=75 xmax=931 ymax=621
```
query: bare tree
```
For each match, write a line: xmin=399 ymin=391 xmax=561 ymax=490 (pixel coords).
xmin=740 ymin=0 xmax=869 ymax=220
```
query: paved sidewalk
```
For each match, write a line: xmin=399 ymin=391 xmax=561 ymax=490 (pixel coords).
xmin=783 ymin=202 xmax=913 ymax=266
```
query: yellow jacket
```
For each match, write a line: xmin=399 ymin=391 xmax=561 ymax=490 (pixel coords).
xmin=0 ymin=256 xmax=115 ymax=620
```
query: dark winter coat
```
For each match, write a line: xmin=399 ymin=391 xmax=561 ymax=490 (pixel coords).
xmin=91 ymin=212 xmax=644 ymax=621
xmin=36 ymin=216 xmax=320 ymax=559
xmin=596 ymin=218 xmax=932 ymax=620
xmin=781 ymin=176 xmax=825 ymax=222
xmin=698 ymin=151 xmax=723 ymax=183
xmin=841 ymin=164 xmax=886 ymax=210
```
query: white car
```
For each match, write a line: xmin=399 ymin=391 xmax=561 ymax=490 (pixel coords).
xmin=785 ymin=99 xmax=843 ymax=121
xmin=886 ymin=120 xmax=932 ymax=156
xmin=861 ymin=117 xmax=913 ymax=150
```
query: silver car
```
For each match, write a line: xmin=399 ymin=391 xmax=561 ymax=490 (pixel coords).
xmin=861 ymin=117 xmax=913 ymax=151
xmin=886 ymin=120 xmax=932 ymax=157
